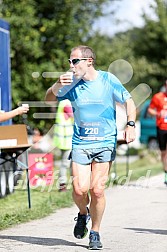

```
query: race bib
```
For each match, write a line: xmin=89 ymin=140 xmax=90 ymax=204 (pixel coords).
xmin=79 ymin=122 xmax=104 ymax=140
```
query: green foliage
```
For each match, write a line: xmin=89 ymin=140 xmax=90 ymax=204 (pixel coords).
xmin=0 ymin=0 xmax=166 ymax=130
xmin=131 ymin=0 xmax=167 ymax=93
xmin=88 ymin=0 xmax=167 ymax=95
xmin=0 ymin=0 xmax=111 ymax=131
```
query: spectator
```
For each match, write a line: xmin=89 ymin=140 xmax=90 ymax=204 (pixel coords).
xmin=54 ymin=99 xmax=73 ymax=192
xmin=148 ymin=79 xmax=167 ymax=185
xmin=0 ymin=105 xmax=29 ymax=122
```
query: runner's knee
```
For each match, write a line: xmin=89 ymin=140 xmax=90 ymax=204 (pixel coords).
xmin=90 ymin=188 xmax=104 ymax=199
xmin=73 ymin=186 xmax=89 ymax=197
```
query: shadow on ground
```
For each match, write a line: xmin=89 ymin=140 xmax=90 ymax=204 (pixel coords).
xmin=0 ymin=235 xmax=88 ymax=248
xmin=125 ymin=227 xmax=167 ymax=235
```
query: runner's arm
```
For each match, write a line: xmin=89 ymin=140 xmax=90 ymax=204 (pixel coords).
xmin=123 ymin=98 xmax=136 ymax=143
xmin=45 ymin=81 xmax=62 ymax=102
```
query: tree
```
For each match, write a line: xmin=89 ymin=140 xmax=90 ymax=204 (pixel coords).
xmin=90 ymin=0 xmax=167 ymax=95
xmin=131 ymin=0 xmax=167 ymax=92
xmin=0 ymin=0 xmax=112 ymax=130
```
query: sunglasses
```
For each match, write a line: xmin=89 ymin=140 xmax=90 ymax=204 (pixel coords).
xmin=68 ymin=58 xmax=90 ymax=65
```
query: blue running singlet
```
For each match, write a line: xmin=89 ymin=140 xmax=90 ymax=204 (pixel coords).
xmin=57 ymin=70 xmax=131 ymax=149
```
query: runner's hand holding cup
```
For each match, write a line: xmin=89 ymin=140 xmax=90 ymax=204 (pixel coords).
xmin=59 ymin=72 xmax=73 ymax=86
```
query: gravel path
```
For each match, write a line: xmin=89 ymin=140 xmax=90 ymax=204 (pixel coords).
xmin=0 ymin=173 xmax=166 ymax=252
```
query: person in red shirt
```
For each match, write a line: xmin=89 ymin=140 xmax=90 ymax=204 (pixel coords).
xmin=148 ymin=79 xmax=167 ymax=185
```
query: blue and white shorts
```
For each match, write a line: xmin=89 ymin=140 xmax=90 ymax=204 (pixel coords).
xmin=69 ymin=147 xmax=116 ymax=165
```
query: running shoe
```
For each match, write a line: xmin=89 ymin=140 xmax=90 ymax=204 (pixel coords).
xmin=73 ymin=207 xmax=90 ymax=239
xmin=59 ymin=183 xmax=67 ymax=192
xmin=89 ymin=230 xmax=103 ymax=250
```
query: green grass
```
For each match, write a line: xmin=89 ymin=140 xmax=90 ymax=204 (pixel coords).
xmin=109 ymin=149 xmax=162 ymax=185
xmin=0 ymin=150 xmax=163 ymax=230
xmin=0 ymin=167 xmax=73 ymax=230
xmin=0 ymin=187 xmax=73 ymax=230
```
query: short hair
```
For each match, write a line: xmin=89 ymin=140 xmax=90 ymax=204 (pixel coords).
xmin=71 ymin=45 xmax=96 ymax=65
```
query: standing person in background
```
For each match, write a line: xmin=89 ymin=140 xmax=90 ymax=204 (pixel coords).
xmin=148 ymin=79 xmax=167 ymax=185
xmin=45 ymin=45 xmax=136 ymax=250
xmin=54 ymin=99 xmax=73 ymax=192
xmin=31 ymin=128 xmax=43 ymax=152
xmin=0 ymin=105 xmax=29 ymax=122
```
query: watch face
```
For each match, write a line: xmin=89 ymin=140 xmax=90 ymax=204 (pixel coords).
xmin=127 ymin=121 xmax=135 ymax=127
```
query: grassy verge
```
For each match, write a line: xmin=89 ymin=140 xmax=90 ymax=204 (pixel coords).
xmin=0 ymin=167 xmax=73 ymax=231
xmin=109 ymin=149 xmax=162 ymax=185
xmin=0 ymin=150 xmax=162 ymax=230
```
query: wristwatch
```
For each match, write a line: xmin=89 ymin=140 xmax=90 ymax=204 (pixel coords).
xmin=127 ymin=121 xmax=135 ymax=127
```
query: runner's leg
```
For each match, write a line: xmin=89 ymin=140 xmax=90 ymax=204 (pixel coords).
xmin=72 ymin=161 xmax=91 ymax=214
xmin=89 ymin=161 xmax=111 ymax=232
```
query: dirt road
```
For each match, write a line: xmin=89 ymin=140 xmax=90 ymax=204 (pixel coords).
xmin=0 ymin=174 xmax=166 ymax=252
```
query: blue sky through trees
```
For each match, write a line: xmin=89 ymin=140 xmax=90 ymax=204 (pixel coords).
xmin=93 ymin=0 xmax=157 ymax=36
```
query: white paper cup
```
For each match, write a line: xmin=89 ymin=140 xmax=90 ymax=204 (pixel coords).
xmin=22 ymin=104 xmax=29 ymax=108
xmin=66 ymin=71 xmax=73 ymax=79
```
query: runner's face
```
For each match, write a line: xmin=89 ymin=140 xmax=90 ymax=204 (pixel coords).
xmin=69 ymin=49 xmax=89 ymax=79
